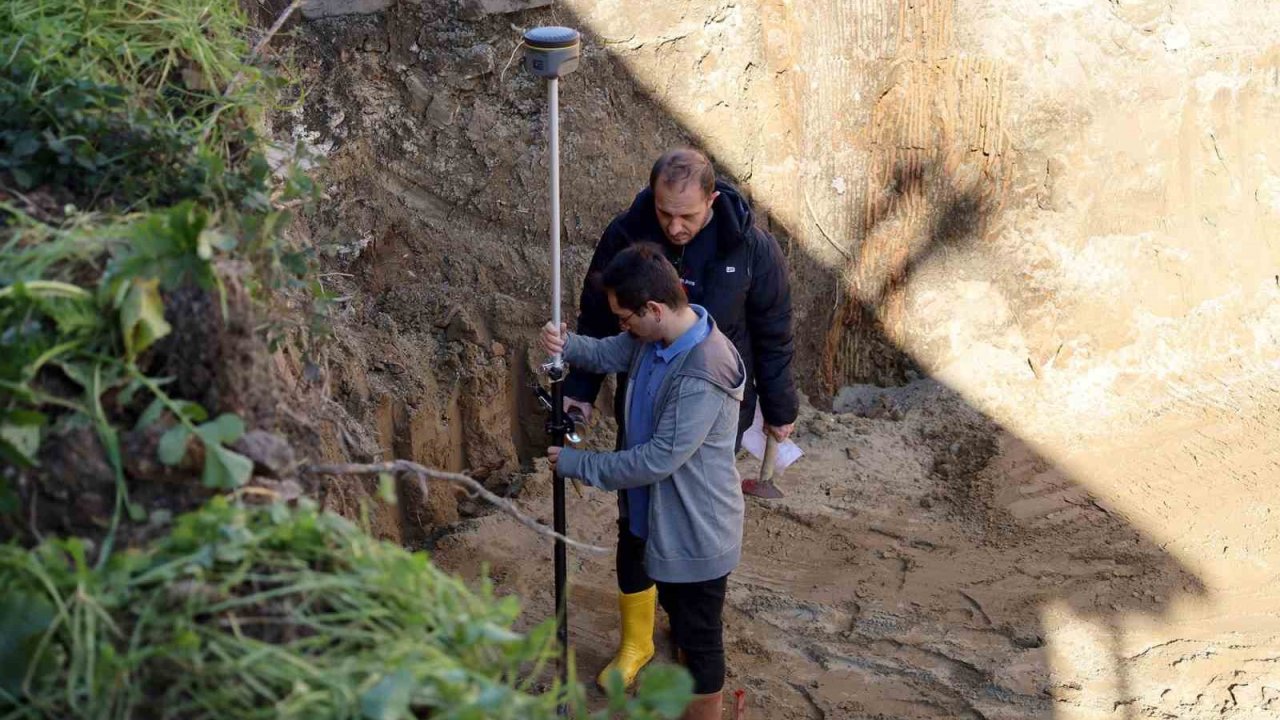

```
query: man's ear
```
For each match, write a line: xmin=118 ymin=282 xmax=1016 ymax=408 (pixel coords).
xmin=709 ymin=190 xmax=721 ymax=206
xmin=645 ymin=300 xmax=663 ymax=319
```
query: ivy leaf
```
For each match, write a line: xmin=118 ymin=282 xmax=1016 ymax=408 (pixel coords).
xmin=188 ymin=414 xmax=250 ymax=488
xmin=135 ymin=396 xmax=205 ymax=431
xmin=135 ymin=397 xmax=166 ymax=430
xmin=201 ymin=443 xmax=252 ymax=489
xmin=117 ymin=377 xmax=145 ymax=406
xmin=9 ymin=132 xmax=39 ymax=158
xmin=157 ymin=425 xmax=190 ymax=466
xmin=0 ymin=410 xmax=45 ymax=467
xmin=119 ymin=278 xmax=171 ymax=360
xmin=199 ymin=228 xmax=237 ymax=255
xmin=173 ymin=401 xmax=208 ymax=424
xmin=43 ymin=132 xmax=66 ymax=157
xmin=360 ymin=668 xmax=414 ymax=720
xmin=72 ymin=141 xmax=97 ymax=170
xmin=0 ymin=591 xmax=56 ymax=695
xmin=0 ymin=479 xmax=17 ymax=516
xmin=11 ymin=167 xmax=34 ymax=189
xmin=194 ymin=414 xmax=244 ymax=445
xmin=281 ymin=250 xmax=308 ymax=278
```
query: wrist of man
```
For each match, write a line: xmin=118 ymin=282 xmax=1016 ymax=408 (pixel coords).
xmin=762 ymin=413 xmax=799 ymax=428
xmin=556 ymin=447 xmax=591 ymax=485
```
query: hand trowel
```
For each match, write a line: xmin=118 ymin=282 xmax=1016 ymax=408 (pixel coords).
xmin=741 ymin=434 xmax=785 ymax=499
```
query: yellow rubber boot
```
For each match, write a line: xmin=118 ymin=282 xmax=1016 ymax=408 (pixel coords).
xmin=596 ymin=586 xmax=657 ymax=691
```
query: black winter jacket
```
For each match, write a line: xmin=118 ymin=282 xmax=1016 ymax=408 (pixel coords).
xmin=564 ymin=180 xmax=799 ymax=433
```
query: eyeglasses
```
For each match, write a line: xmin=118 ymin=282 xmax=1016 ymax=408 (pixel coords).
xmin=616 ymin=308 xmax=645 ymax=327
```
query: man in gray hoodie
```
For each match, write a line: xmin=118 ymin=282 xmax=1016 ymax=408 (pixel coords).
xmin=543 ymin=244 xmax=746 ymax=720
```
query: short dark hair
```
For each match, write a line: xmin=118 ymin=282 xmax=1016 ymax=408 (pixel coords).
xmin=649 ymin=148 xmax=715 ymax=197
xmin=601 ymin=243 xmax=688 ymax=313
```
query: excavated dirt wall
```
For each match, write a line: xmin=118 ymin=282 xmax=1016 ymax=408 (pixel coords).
xmin=280 ymin=1 xmax=1280 ymax=716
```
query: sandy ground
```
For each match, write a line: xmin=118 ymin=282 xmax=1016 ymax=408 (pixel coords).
xmin=431 ymin=380 xmax=1280 ymax=719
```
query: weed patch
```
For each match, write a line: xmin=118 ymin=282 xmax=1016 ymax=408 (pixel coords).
xmin=0 ymin=499 xmax=691 ymax=718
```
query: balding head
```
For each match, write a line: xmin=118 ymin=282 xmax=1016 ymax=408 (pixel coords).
xmin=649 ymin=148 xmax=716 ymax=198
xmin=649 ymin=149 xmax=720 ymax=246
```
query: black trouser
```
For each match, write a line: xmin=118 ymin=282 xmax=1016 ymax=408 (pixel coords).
xmin=615 ymin=518 xmax=728 ymax=695
xmin=616 ymin=518 xmax=653 ymax=594
xmin=656 ymin=573 xmax=728 ymax=695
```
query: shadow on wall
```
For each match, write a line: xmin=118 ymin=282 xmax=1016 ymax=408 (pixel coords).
xmin=822 ymin=159 xmax=995 ymax=393
xmin=521 ymin=5 xmax=1208 ymax=719
xmin=289 ymin=2 xmax=1208 ymax=716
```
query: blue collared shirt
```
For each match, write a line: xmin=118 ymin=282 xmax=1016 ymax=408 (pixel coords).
xmin=623 ymin=305 xmax=712 ymax=539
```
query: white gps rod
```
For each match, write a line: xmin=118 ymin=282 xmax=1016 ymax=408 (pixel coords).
xmin=523 ymin=25 xmax=581 ymax=700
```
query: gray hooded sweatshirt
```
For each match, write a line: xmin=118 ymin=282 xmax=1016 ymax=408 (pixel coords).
xmin=556 ymin=316 xmax=747 ymax=583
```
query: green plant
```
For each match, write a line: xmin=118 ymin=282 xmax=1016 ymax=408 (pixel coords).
xmin=0 ymin=499 xmax=694 ymax=719
xmin=0 ymin=0 xmax=280 ymax=211
xmin=0 ymin=0 xmax=320 ymax=550
xmin=0 ymin=205 xmax=274 ymax=566
xmin=0 ymin=203 xmax=257 ymax=473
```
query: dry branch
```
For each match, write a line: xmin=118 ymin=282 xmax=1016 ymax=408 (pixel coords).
xmin=302 ymin=460 xmax=610 ymax=556
xmin=226 ymin=0 xmax=303 ymax=97
xmin=805 ymin=190 xmax=852 ymax=261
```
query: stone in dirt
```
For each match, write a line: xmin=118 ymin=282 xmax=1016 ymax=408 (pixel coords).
xmin=232 ymin=431 xmax=298 ymax=478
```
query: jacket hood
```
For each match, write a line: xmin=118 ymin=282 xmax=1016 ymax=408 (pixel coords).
xmin=677 ymin=315 xmax=746 ymax=401
xmin=618 ymin=178 xmax=756 ymax=255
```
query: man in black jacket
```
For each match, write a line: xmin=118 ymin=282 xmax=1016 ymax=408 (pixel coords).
xmin=563 ymin=148 xmax=798 ymax=691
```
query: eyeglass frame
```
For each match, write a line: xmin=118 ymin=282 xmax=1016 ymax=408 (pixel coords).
xmin=615 ymin=306 xmax=649 ymax=328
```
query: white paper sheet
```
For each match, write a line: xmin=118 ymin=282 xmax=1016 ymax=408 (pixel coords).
xmin=741 ymin=406 xmax=803 ymax=472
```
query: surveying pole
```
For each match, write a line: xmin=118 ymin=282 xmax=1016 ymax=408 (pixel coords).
xmin=523 ymin=25 xmax=581 ymax=694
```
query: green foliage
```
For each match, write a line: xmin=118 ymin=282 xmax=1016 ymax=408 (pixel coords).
xmin=0 ymin=0 xmax=274 ymax=210
xmin=157 ymin=412 xmax=254 ymax=489
xmin=0 ymin=70 xmax=211 ymax=206
xmin=0 ymin=0 xmax=316 ymax=520
xmin=0 ymin=208 xmax=256 ymax=500
xmin=0 ymin=410 xmax=46 ymax=469
xmin=0 ymin=499 xmax=694 ymax=718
